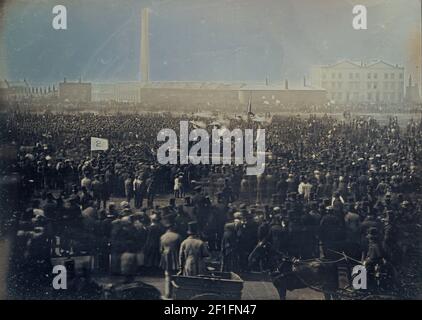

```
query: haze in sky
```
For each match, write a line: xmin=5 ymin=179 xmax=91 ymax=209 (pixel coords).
xmin=0 ymin=0 xmax=420 ymax=84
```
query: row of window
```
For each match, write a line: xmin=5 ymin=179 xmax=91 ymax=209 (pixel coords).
xmin=367 ymin=92 xmax=402 ymax=101
xmin=330 ymin=92 xmax=360 ymax=100
xmin=330 ymin=92 xmax=403 ymax=101
xmin=366 ymin=82 xmax=404 ymax=90
xmin=322 ymin=72 xmax=403 ymax=80
xmin=322 ymin=81 xmax=403 ymax=90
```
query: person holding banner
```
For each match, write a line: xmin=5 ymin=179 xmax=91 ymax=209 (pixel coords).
xmin=90 ymin=137 xmax=109 ymax=152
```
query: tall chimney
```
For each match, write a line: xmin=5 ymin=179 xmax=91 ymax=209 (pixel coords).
xmin=141 ymin=8 xmax=150 ymax=83
xmin=285 ymin=80 xmax=289 ymax=90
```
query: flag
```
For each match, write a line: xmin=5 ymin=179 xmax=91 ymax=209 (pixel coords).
xmin=189 ymin=120 xmax=207 ymax=129
xmin=90 ymin=137 xmax=109 ymax=151
xmin=251 ymin=115 xmax=266 ymax=123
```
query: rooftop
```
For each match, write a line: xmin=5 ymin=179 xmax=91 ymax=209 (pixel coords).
xmin=93 ymin=81 xmax=324 ymax=91
xmin=316 ymin=59 xmax=403 ymax=69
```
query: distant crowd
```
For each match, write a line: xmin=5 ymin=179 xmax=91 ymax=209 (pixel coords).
xmin=1 ymin=109 xmax=421 ymax=298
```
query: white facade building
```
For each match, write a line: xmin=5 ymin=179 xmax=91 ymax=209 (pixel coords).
xmin=92 ymin=82 xmax=142 ymax=102
xmin=310 ymin=60 xmax=405 ymax=104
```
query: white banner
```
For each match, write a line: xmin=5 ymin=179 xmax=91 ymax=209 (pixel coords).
xmin=90 ymin=137 xmax=109 ymax=151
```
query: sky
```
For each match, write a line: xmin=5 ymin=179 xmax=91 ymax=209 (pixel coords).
xmin=0 ymin=0 xmax=420 ymax=84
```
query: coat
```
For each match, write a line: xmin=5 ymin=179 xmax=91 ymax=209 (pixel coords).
xmin=159 ymin=230 xmax=182 ymax=272
xmin=221 ymin=222 xmax=240 ymax=271
xmin=143 ymin=223 xmax=164 ymax=267
xmin=124 ymin=178 xmax=133 ymax=197
xmin=239 ymin=220 xmax=258 ymax=254
xmin=179 ymin=236 xmax=209 ymax=276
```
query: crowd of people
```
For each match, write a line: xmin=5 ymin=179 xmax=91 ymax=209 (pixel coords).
xmin=1 ymin=109 xmax=421 ymax=299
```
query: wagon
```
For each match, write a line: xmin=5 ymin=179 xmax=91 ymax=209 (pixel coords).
xmin=171 ymin=271 xmax=243 ymax=300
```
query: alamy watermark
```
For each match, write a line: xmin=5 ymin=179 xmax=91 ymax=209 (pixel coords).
xmin=156 ymin=121 xmax=266 ymax=175
xmin=51 ymin=4 xmax=367 ymax=31
xmin=52 ymin=265 xmax=67 ymax=290
xmin=352 ymin=265 xmax=367 ymax=290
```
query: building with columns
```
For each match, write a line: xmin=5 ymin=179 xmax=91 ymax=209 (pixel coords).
xmin=310 ymin=60 xmax=405 ymax=104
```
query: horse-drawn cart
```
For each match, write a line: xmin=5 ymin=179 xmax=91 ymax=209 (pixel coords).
xmin=171 ymin=271 xmax=243 ymax=300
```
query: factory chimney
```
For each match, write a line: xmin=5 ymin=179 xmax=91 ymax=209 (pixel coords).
xmin=141 ymin=8 xmax=150 ymax=83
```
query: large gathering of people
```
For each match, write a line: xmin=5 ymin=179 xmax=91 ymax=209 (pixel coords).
xmin=1 ymin=108 xmax=421 ymax=299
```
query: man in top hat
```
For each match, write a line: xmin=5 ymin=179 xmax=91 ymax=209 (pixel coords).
xmin=124 ymin=175 xmax=133 ymax=204
xmin=182 ymin=196 xmax=196 ymax=222
xmin=286 ymin=173 xmax=297 ymax=194
xmin=220 ymin=180 xmax=234 ymax=205
xmin=107 ymin=202 xmax=119 ymax=218
xmin=133 ymin=175 xmax=145 ymax=209
xmin=265 ymin=168 xmax=276 ymax=203
xmin=192 ymin=185 xmax=206 ymax=208
xmin=146 ymin=174 xmax=156 ymax=208
xmin=42 ymin=192 xmax=57 ymax=220
xmin=319 ymin=206 xmax=345 ymax=260
xmin=173 ymin=205 xmax=189 ymax=239
xmin=173 ymin=174 xmax=183 ymax=198
xmin=343 ymin=203 xmax=362 ymax=261
xmin=168 ymin=198 xmax=176 ymax=211
xmin=269 ymin=213 xmax=287 ymax=254
xmin=238 ymin=209 xmax=258 ymax=271
xmin=220 ymin=221 xmax=240 ymax=272
xmin=363 ymin=227 xmax=384 ymax=272
xmin=214 ymin=192 xmax=228 ymax=218
xmin=91 ymin=174 xmax=102 ymax=209
xmin=143 ymin=213 xmax=164 ymax=268
xmin=256 ymin=171 xmax=265 ymax=204
xmin=178 ymin=221 xmax=209 ymax=276
xmin=159 ymin=213 xmax=182 ymax=299
xmin=276 ymin=172 xmax=288 ymax=203
xmin=208 ymin=194 xmax=228 ymax=252
xmin=79 ymin=186 xmax=93 ymax=211
xmin=99 ymin=174 xmax=110 ymax=210
xmin=239 ymin=175 xmax=250 ymax=203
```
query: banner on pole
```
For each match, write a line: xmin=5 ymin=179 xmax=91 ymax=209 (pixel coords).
xmin=90 ymin=137 xmax=109 ymax=151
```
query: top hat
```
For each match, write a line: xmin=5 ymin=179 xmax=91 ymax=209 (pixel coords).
xmin=162 ymin=212 xmax=176 ymax=228
xmin=367 ymin=227 xmax=378 ymax=240
xmin=187 ymin=221 xmax=198 ymax=235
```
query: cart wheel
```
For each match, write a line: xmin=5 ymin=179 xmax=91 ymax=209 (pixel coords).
xmin=190 ymin=293 xmax=223 ymax=300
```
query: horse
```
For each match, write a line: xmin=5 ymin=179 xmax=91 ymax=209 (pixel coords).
xmin=248 ymin=241 xmax=400 ymax=300
xmin=248 ymin=241 xmax=348 ymax=300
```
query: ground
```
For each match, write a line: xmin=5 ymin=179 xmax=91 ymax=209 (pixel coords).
xmin=92 ymin=274 xmax=324 ymax=300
